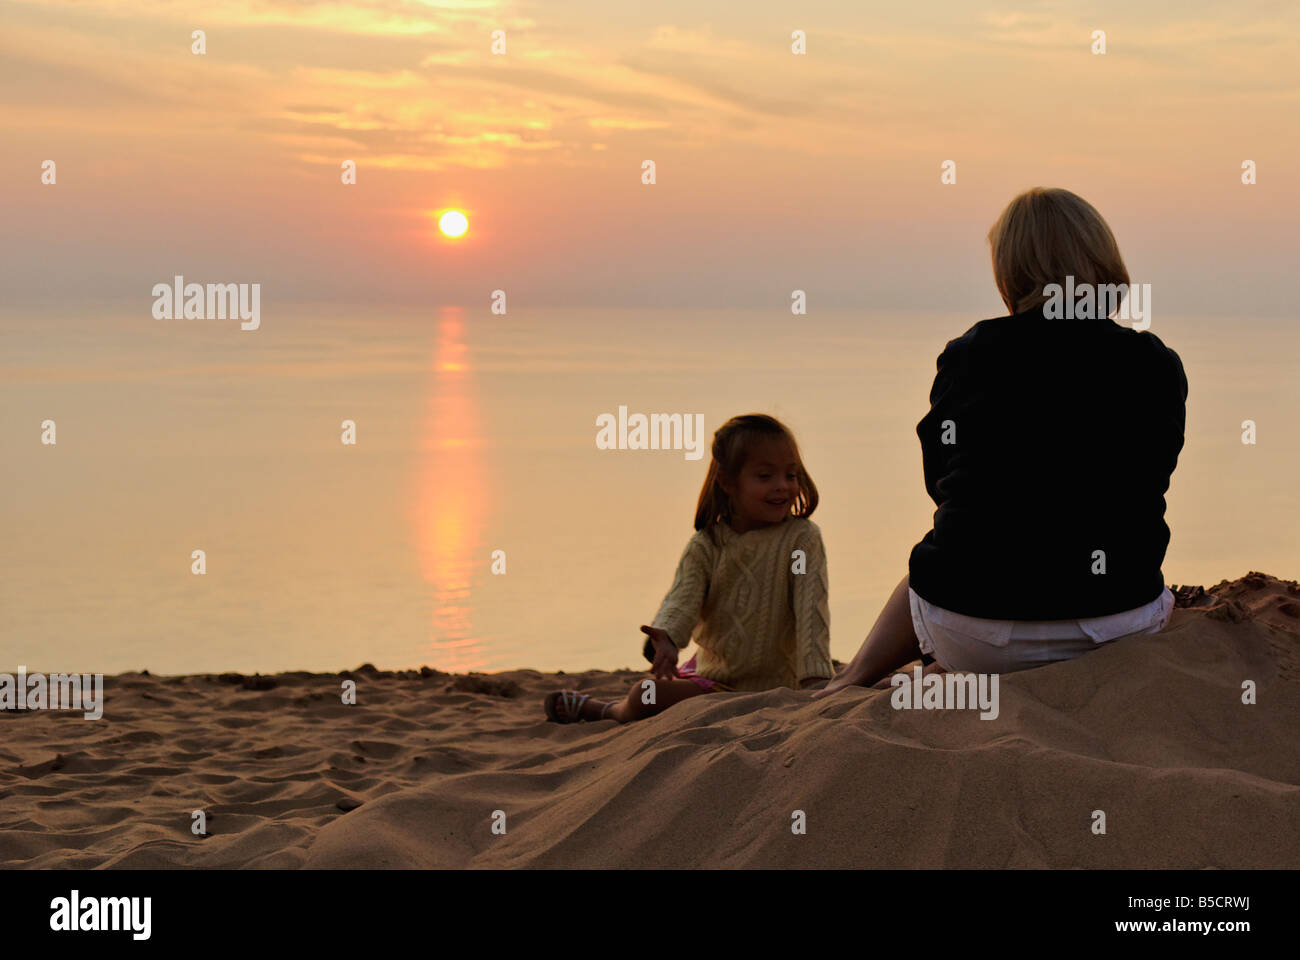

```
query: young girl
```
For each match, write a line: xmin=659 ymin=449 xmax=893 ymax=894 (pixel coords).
xmin=545 ymin=414 xmax=834 ymax=724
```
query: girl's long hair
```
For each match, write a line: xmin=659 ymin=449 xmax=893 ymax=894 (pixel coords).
xmin=693 ymin=414 xmax=818 ymax=542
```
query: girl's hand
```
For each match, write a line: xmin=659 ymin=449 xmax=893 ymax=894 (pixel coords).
xmin=640 ymin=625 xmax=679 ymax=680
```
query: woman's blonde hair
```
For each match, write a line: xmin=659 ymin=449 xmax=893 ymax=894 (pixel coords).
xmin=693 ymin=414 xmax=817 ymax=540
xmin=987 ymin=187 xmax=1130 ymax=315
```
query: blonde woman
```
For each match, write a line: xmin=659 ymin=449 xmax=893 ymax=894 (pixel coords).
xmin=816 ymin=188 xmax=1187 ymax=695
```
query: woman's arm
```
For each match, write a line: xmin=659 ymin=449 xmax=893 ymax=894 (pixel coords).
xmin=917 ymin=339 xmax=969 ymax=504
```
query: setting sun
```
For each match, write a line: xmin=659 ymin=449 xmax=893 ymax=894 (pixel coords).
xmin=439 ymin=210 xmax=468 ymax=238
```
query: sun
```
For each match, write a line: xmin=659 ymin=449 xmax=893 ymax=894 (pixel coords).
xmin=439 ymin=210 xmax=469 ymax=238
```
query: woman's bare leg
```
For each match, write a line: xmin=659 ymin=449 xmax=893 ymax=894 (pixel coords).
xmin=813 ymin=573 xmax=922 ymax=698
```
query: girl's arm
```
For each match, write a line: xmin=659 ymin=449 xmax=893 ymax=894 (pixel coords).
xmin=792 ymin=524 xmax=833 ymax=687
xmin=648 ymin=535 xmax=712 ymax=655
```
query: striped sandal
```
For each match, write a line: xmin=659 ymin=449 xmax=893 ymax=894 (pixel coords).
xmin=544 ymin=690 xmax=615 ymax=723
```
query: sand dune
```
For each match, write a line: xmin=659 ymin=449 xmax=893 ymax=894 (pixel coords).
xmin=3 ymin=572 xmax=1298 ymax=869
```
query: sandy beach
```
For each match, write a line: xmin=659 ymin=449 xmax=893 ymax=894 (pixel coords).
xmin=3 ymin=571 xmax=1298 ymax=869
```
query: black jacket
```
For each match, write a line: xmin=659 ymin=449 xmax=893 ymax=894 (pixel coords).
xmin=907 ymin=305 xmax=1188 ymax=620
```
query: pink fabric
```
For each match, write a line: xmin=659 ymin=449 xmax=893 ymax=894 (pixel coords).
xmin=676 ymin=654 xmax=727 ymax=692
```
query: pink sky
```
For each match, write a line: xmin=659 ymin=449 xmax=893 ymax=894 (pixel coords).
xmin=3 ymin=0 xmax=1297 ymax=315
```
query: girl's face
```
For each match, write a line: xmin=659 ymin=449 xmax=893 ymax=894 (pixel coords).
xmin=722 ymin=438 xmax=801 ymax=532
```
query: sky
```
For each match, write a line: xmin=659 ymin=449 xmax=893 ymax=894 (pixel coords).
xmin=2 ymin=0 xmax=1297 ymax=316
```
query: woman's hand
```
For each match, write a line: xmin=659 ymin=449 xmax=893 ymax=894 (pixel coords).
xmin=640 ymin=625 xmax=679 ymax=680
xmin=810 ymin=669 xmax=865 ymax=699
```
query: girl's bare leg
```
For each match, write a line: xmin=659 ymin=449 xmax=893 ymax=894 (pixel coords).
xmin=582 ymin=677 xmax=708 ymax=723
xmin=813 ymin=573 xmax=922 ymax=698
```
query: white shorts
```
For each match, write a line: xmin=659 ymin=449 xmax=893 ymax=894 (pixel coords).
xmin=908 ymin=586 xmax=1174 ymax=674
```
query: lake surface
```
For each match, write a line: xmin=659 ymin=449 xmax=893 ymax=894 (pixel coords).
xmin=2 ymin=305 xmax=1296 ymax=675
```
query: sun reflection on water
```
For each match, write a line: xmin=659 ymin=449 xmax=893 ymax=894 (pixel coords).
xmin=415 ymin=307 xmax=491 ymax=672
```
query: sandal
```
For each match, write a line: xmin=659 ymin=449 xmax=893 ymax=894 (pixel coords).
xmin=544 ymin=690 xmax=615 ymax=723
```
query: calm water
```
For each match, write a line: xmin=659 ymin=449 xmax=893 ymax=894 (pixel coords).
xmin=2 ymin=306 xmax=1296 ymax=675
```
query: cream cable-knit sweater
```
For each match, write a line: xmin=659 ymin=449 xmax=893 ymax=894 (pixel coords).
xmin=651 ymin=517 xmax=833 ymax=692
